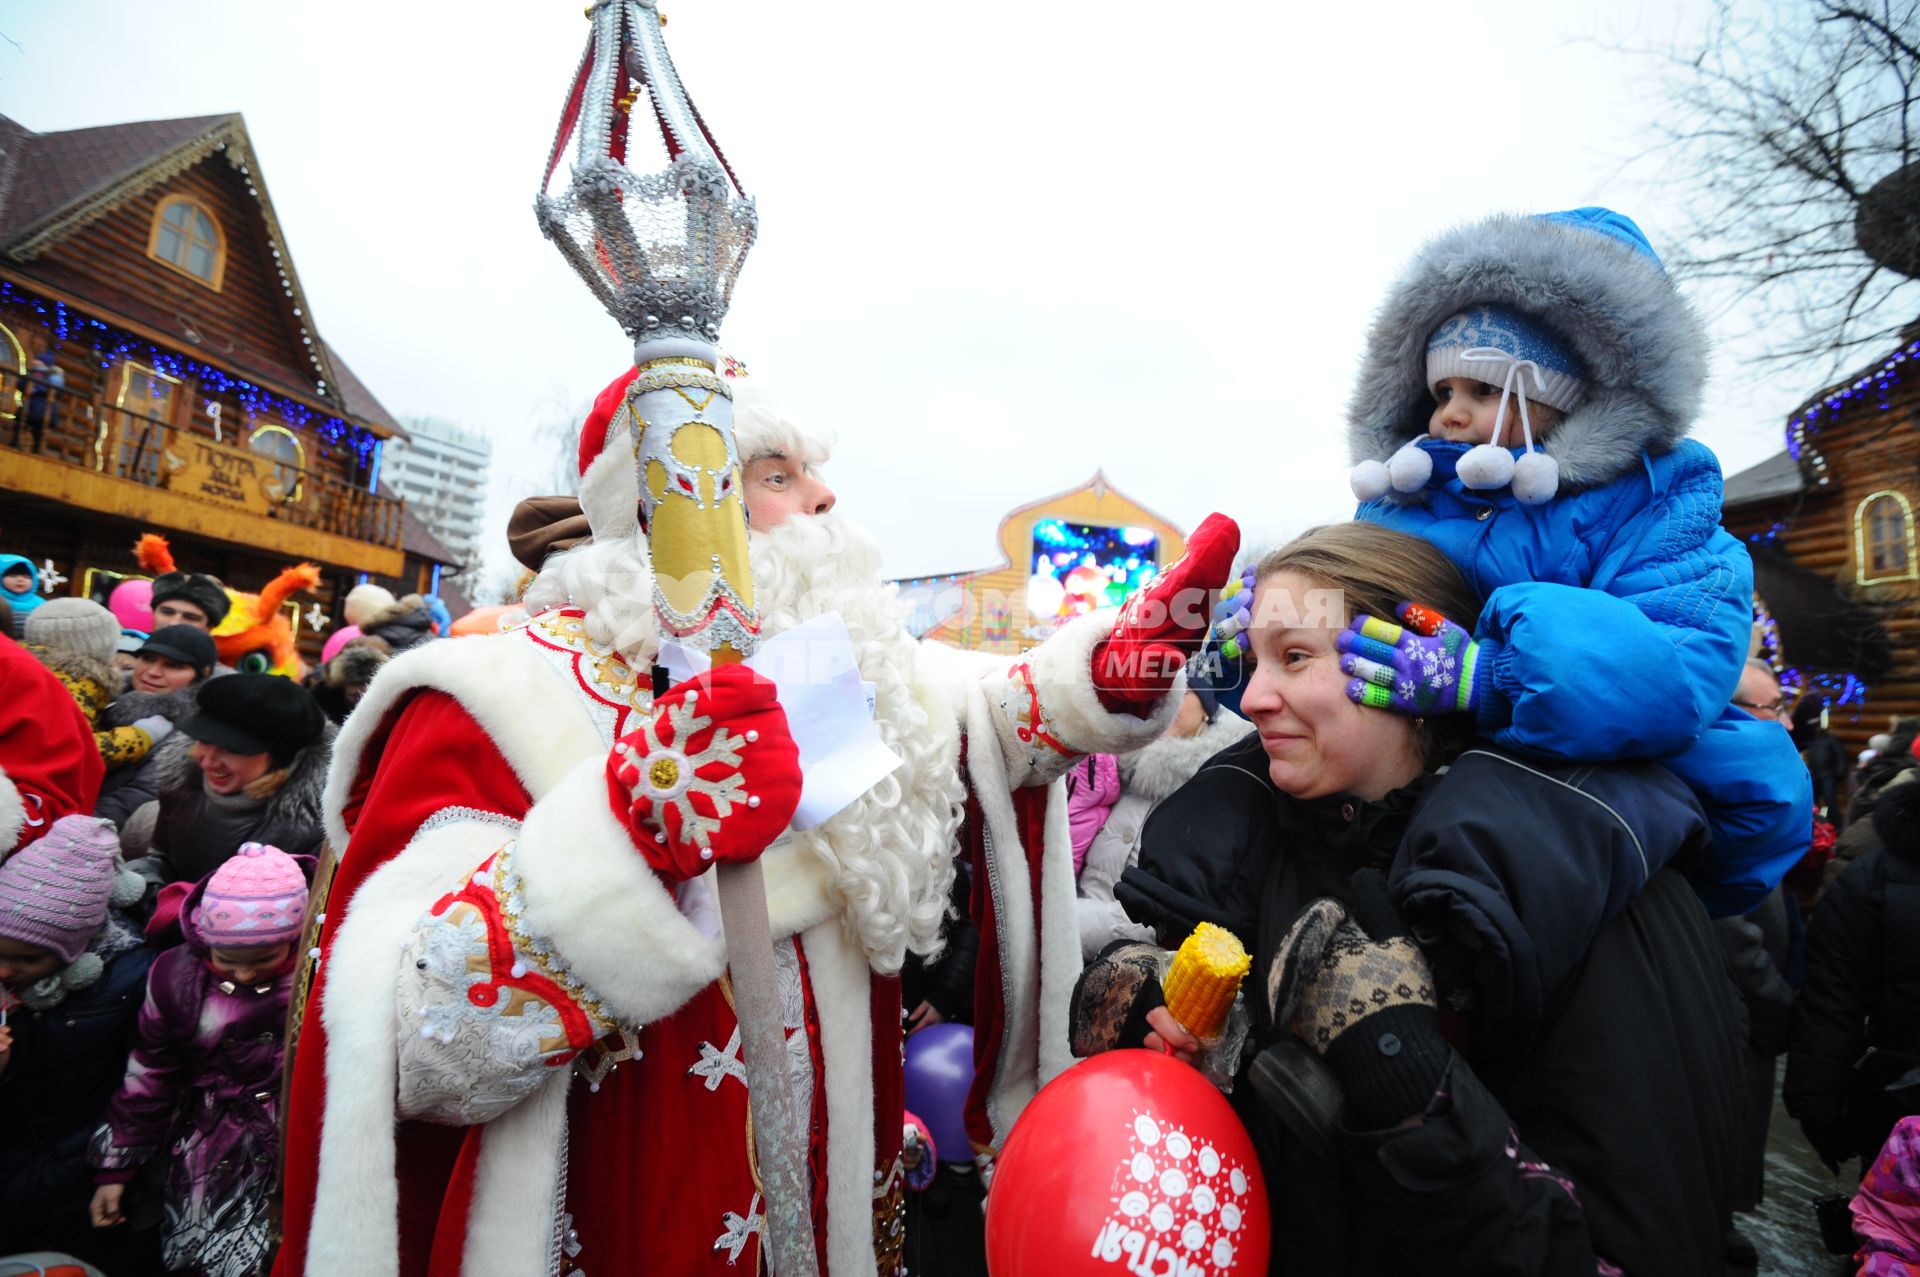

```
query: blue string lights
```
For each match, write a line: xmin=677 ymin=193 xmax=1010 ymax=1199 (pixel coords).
xmin=0 ymin=280 xmax=382 ymax=469
xmin=1784 ymin=336 xmax=1920 ymax=485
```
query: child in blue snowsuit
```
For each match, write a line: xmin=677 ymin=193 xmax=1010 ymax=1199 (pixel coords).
xmin=1331 ymin=207 xmax=1808 ymax=917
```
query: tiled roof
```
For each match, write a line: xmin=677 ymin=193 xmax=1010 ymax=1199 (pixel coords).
xmin=0 ymin=113 xmax=235 ymax=245
xmin=1723 ymin=450 xmax=1808 ymax=510
xmin=325 ymin=342 xmax=406 ymax=440
xmin=400 ymin=506 xmax=461 ymax=567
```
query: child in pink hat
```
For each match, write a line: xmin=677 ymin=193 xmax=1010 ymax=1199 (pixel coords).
xmin=88 ymin=842 xmax=310 ymax=1277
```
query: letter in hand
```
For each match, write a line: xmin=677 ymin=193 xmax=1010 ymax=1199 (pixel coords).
xmin=607 ymin=664 xmax=802 ymax=880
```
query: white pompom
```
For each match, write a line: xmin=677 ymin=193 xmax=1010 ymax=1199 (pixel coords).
xmin=1457 ymin=444 xmax=1516 ymax=491
xmin=62 ymin=951 xmax=104 ymax=992
xmin=1350 ymin=459 xmax=1391 ymax=502
xmin=1387 ymin=441 xmax=1433 ymax=493
xmin=109 ymin=867 xmax=145 ymax=910
xmin=1511 ymin=450 xmax=1560 ymax=504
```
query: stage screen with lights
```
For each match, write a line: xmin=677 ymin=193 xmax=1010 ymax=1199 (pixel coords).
xmin=1027 ymin=519 xmax=1160 ymax=622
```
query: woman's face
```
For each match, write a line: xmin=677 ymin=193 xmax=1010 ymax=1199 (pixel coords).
xmin=133 ymin=653 xmax=198 ymax=695
xmin=1238 ymin=571 xmax=1427 ymax=802
xmin=191 ymin=740 xmax=272 ymax=794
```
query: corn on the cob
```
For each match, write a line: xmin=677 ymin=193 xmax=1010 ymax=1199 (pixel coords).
xmin=1163 ymin=922 xmax=1250 ymax=1039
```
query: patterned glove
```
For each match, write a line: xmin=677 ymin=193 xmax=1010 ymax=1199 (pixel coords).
xmin=1208 ymin=564 xmax=1258 ymax=661
xmin=1267 ymin=870 xmax=1449 ymax=1129
xmin=606 ymin=664 xmax=801 ymax=881
xmin=1336 ymin=602 xmax=1488 ymax=718
xmin=1093 ymin=513 xmax=1241 ymax=714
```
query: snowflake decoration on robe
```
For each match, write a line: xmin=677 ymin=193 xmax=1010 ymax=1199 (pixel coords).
xmin=305 ymin=603 xmax=330 ymax=632
xmin=614 ymin=688 xmax=751 ymax=853
xmin=714 ymin=1192 xmax=764 ymax=1265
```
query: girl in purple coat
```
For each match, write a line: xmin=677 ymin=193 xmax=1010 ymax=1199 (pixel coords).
xmin=87 ymin=842 xmax=309 ymax=1277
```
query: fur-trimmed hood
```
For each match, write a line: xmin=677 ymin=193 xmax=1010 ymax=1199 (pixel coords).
xmin=1348 ymin=210 xmax=1708 ymax=492
xmin=151 ymin=717 xmax=337 ymax=836
xmin=324 ymin=642 xmax=390 ymax=690
xmin=102 ymin=683 xmax=202 ymax=730
xmin=1117 ymin=710 xmax=1253 ymax=805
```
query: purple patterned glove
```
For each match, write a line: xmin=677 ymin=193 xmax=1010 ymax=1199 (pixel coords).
xmin=1336 ymin=602 xmax=1488 ymax=718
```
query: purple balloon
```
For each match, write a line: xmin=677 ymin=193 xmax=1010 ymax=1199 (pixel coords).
xmin=904 ymin=1022 xmax=975 ymax=1164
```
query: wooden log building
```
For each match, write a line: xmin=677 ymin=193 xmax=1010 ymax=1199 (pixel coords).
xmin=1722 ymin=333 xmax=1920 ymax=752
xmin=0 ymin=112 xmax=460 ymax=665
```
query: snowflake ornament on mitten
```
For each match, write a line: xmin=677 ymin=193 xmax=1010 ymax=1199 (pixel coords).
xmin=606 ymin=664 xmax=801 ymax=880
xmin=1336 ymin=602 xmax=1488 ymax=718
xmin=1094 ymin=513 xmax=1241 ymax=714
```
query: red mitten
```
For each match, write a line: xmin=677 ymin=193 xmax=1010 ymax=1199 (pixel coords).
xmin=606 ymin=664 xmax=801 ymax=880
xmin=1093 ymin=512 xmax=1241 ymax=713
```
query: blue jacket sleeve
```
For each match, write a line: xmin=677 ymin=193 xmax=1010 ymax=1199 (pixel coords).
xmin=1473 ymin=442 xmax=1754 ymax=763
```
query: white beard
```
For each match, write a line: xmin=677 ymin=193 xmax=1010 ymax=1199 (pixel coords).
xmin=522 ymin=512 xmax=965 ymax=972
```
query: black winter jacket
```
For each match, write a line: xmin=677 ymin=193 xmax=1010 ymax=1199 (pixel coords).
xmin=1786 ymin=781 xmax=1920 ymax=1163
xmin=0 ymin=929 xmax=154 ymax=1253
xmin=1119 ymin=744 xmax=1744 ymax=1276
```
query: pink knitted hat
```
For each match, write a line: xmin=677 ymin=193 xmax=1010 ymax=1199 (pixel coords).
xmin=0 ymin=815 xmax=121 ymax=963
xmin=194 ymin=842 xmax=308 ymax=948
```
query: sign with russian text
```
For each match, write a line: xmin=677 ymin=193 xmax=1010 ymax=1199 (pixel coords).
xmin=161 ymin=434 xmax=281 ymax=514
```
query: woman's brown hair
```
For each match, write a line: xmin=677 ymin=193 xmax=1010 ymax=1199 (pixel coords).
xmin=1254 ymin=522 xmax=1484 ymax=765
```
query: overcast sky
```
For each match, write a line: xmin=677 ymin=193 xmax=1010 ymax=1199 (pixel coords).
xmin=2 ymin=0 xmax=1822 ymax=596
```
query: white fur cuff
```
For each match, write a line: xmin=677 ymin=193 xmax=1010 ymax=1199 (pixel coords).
xmin=0 ymin=768 xmax=25 ymax=856
xmin=513 ymin=758 xmax=728 ymax=1026
xmin=991 ymin=611 xmax=1183 ymax=788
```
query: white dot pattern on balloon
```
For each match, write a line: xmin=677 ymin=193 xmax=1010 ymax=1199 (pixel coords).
xmin=1087 ymin=1110 xmax=1258 ymax=1274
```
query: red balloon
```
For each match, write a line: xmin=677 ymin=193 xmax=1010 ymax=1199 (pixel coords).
xmin=986 ymin=1050 xmax=1269 ymax=1277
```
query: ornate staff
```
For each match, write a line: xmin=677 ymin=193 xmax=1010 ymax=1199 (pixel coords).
xmin=537 ymin=6 xmax=819 ymax=1273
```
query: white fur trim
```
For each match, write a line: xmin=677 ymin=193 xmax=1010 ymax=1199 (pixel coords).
xmin=308 ymin=820 xmax=502 ymax=1277
xmin=323 ymin=631 xmax=610 ymax=852
xmin=579 ymin=419 xmax=639 ymax=540
xmin=802 ymin=920 xmax=880 ymax=1277
xmin=1036 ymin=784 xmax=1081 ymax=1085
xmin=512 ymin=758 xmax=840 ymax=1026
xmin=0 ymin=769 xmax=24 ymax=857
xmin=961 ymin=691 xmax=1039 ymax=1147
xmin=461 ymin=1070 xmax=573 ymax=1277
xmin=1000 ymin=610 xmax=1183 ymax=787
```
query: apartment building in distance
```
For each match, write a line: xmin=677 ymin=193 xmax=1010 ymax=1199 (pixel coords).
xmin=384 ymin=415 xmax=491 ymax=582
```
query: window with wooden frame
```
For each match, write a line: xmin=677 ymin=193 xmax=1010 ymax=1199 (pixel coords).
xmin=147 ymin=195 xmax=226 ymax=289
xmin=1855 ymin=490 xmax=1918 ymax=585
xmin=111 ymin=361 xmax=183 ymax=482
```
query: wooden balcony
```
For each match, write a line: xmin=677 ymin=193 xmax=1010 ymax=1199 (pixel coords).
xmin=0 ymin=384 xmax=406 ymax=576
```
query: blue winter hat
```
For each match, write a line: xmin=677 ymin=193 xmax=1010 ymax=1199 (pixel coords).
xmin=1425 ymin=305 xmax=1586 ymax=413
xmin=1534 ymin=207 xmax=1664 ymax=270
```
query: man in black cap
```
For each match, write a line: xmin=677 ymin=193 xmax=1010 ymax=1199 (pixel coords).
xmin=149 ymin=570 xmax=231 ymax=631
xmin=131 ymin=674 xmax=333 ymax=885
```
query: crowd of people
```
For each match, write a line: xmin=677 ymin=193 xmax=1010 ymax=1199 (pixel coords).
xmin=0 ymin=202 xmax=1913 ymax=1277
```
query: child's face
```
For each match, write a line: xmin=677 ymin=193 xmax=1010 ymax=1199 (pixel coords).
xmin=208 ymin=941 xmax=296 ymax=985
xmin=0 ymin=936 xmax=61 ymax=990
xmin=2 ymin=569 xmax=33 ymax=595
xmin=1428 ymin=377 xmax=1511 ymax=445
